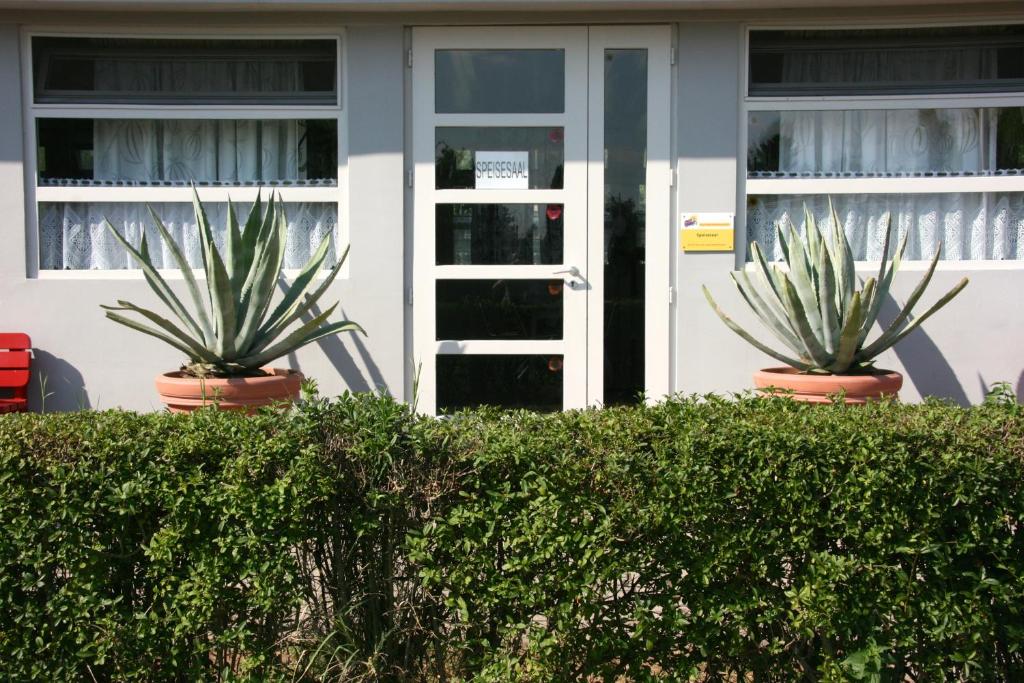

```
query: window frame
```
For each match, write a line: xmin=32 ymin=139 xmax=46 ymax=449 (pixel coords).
xmin=20 ymin=26 xmax=349 ymax=279
xmin=740 ymin=19 xmax=1024 ymax=270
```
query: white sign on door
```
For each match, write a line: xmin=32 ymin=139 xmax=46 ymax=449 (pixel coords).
xmin=474 ymin=151 xmax=530 ymax=189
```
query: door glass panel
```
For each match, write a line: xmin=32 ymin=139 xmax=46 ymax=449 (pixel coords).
xmin=435 ymin=49 xmax=565 ymax=113
xmin=436 ymin=204 xmax=563 ymax=265
xmin=436 ymin=279 xmax=563 ymax=340
xmin=604 ymin=49 xmax=647 ymax=406
xmin=437 ymin=355 xmax=563 ymax=412
xmin=435 ymin=127 xmax=564 ymax=189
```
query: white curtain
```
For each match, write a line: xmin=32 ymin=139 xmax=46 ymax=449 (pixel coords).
xmin=93 ymin=119 xmax=305 ymax=183
xmin=752 ymin=46 xmax=1021 ymax=260
xmin=778 ymin=109 xmax=985 ymax=175
xmin=92 ymin=54 xmax=311 ymax=184
xmin=39 ymin=202 xmax=338 ymax=271
xmin=748 ymin=194 xmax=1024 ymax=262
xmin=39 ymin=56 xmax=339 ymax=270
xmin=774 ymin=37 xmax=998 ymax=175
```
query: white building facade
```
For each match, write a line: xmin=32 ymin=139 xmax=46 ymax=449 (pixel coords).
xmin=0 ymin=0 xmax=1021 ymax=411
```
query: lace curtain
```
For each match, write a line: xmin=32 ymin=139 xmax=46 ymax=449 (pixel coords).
xmin=751 ymin=45 xmax=1023 ymax=260
xmin=40 ymin=58 xmax=337 ymax=270
xmin=748 ymin=194 xmax=1024 ymax=262
xmin=40 ymin=202 xmax=338 ymax=271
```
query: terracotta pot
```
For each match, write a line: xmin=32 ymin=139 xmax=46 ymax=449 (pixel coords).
xmin=154 ymin=368 xmax=302 ymax=413
xmin=753 ymin=367 xmax=903 ymax=404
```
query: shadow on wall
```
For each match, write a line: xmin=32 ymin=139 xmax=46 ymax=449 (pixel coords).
xmin=976 ymin=372 xmax=1024 ymax=404
xmin=278 ymin=281 xmax=388 ymax=395
xmin=876 ymin=294 xmax=968 ymax=405
xmin=29 ymin=349 xmax=91 ymax=412
xmin=22 ymin=290 xmax=390 ymax=412
xmin=284 ymin=326 xmax=387 ymax=395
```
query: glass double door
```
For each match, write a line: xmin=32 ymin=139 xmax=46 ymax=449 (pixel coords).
xmin=412 ymin=26 xmax=670 ymax=413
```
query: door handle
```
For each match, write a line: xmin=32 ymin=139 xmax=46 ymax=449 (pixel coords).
xmin=553 ymin=266 xmax=584 ymax=289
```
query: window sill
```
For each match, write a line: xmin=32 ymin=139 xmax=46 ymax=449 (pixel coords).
xmin=35 ymin=268 xmax=343 ymax=281
xmin=746 ymin=176 xmax=1024 ymax=195
xmin=743 ymin=260 xmax=1024 ymax=273
xmin=36 ymin=185 xmax=340 ymax=203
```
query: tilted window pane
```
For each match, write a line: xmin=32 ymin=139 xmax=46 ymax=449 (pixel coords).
xmin=747 ymin=193 xmax=1024 ymax=261
xmin=32 ymin=37 xmax=337 ymax=105
xmin=38 ymin=202 xmax=339 ymax=270
xmin=997 ymin=108 xmax=1024 ymax=170
xmin=435 ymin=49 xmax=565 ymax=113
xmin=748 ymin=108 xmax=1024 ymax=177
xmin=749 ymin=26 xmax=1024 ymax=96
xmin=37 ymin=119 xmax=338 ymax=185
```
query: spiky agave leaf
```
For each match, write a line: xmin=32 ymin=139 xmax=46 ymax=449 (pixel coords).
xmin=730 ymin=269 xmax=804 ymax=356
xmin=223 ymin=198 xmax=246 ymax=299
xmin=856 ymin=241 xmax=969 ymax=363
xmin=234 ymin=200 xmax=287 ymax=352
xmin=703 ymin=197 xmax=968 ymax=374
xmin=103 ymin=309 xmax=204 ymax=361
xmin=101 ymin=300 xmax=219 ymax=364
xmin=146 ymin=206 xmax=215 ymax=345
xmin=192 ymin=189 xmax=240 ymax=359
xmin=237 ymin=197 xmax=289 ymax=349
xmin=779 ymin=218 xmax=827 ymax=357
xmin=827 ymin=291 xmax=863 ymax=373
xmin=103 ymin=187 xmax=361 ymax=377
xmin=856 ymin=213 xmax=906 ymax=349
xmin=103 ymin=223 xmax=206 ymax=344
xmin=235 ymin=304 xmax=365 ymax=369
xmin=863 ymin=276 xmax=969 ymax=360
xmin=703 ymin=285 xmax=813 ymax=371
xmin=816 ymin=230 xmax=839 ymax=355
xmin=826 ymin=198 xmax=856 ymax=323
xmin=777 ymin=272 xmax=832 ymax=368
xmin=254 ymin=245 xmax=349 ymax=352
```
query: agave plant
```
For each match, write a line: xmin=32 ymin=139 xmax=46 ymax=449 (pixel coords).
xmin=102 ymin=189 xmax=362 ymax=377
xmin=703 ymin=200 xmax=968 ymax=374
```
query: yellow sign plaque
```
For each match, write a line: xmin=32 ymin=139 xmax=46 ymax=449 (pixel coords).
xmin=680 ymin=213 xmax=735 ymax=252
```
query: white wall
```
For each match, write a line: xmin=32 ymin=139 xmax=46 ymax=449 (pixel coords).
xmin=0 ymin=11 xmax=1021 ymax=411
xmin=674 ymin=21 xmax=1024 ymax=404
xmin=0 ymin=23 xmax=408 ymax=411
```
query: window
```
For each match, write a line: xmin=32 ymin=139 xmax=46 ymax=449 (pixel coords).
xmin=745 ymin=26 xmax=1024 ymax=262
xmin=28 ymin=34 xmax=344 ymax=273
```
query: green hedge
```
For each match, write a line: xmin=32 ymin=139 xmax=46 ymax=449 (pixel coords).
xmin=0 ymin=392 xmax=1022 ymax=681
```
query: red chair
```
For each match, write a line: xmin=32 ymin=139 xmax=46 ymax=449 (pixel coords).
xmin=0 ymin=334 xmax=31 ymax=414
